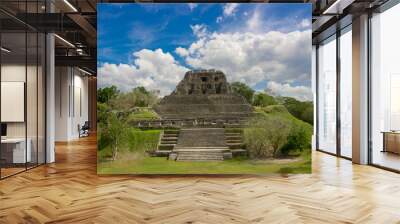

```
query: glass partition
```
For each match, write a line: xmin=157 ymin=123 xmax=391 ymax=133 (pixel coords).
xmin=370 ymin=3 xmax=400 ymax=171
xmin=339 ymin=26 xmax=352 ymax=158
xmin=1 ymin=30 xmax=28 ymax=177
xmin=0 ymin=1 xmax=46 ymax=179
xmin=317 ymin=35 xmax=337 ymax=154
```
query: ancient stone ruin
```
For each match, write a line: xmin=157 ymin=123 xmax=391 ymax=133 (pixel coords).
xmin=154 ymin=69 xmax=253 ymax=119
xmin=151 ymin=69 xmax=250 ymax=161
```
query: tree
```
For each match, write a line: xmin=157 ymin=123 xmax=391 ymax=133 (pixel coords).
xmin=231 ymin=82 xmax=255 ymax=104
xmin=103 ymin=112 xmax=127 ymax=160
xmin=133 ymin=86 xmax=150 ymax=95
xmin=253 ymin=92 xmax=277 ymax=107
xmin=97 ymin=85 xmax=119 ymax=104
xmin=280 ymin=97 xmax=313 ymax=125
xmin=281 ymin=123 xmax=311 ymax=155
xmin=244 ymin=116 xmax=291 ymax=158
xmin=109 ymin=86 xmax=159 ymax=111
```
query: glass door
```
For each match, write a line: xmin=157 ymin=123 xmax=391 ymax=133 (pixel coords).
xmin=317 ymin=35 xmax=337 ymax=154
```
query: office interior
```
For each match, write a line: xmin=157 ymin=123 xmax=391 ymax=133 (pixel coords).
xmin=313 ymin=0 xmax=400 ymax=172
xmin=0 ymin=0 xmax=97 ymax=179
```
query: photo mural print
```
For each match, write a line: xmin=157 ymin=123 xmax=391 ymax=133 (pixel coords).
xmin=97 ymin=3 xmax=313 ymax=174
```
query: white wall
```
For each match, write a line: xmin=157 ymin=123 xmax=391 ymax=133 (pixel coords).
xmin=55 ymin=67 xmax=89 ymax=141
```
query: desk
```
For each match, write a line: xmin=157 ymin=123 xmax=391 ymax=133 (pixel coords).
xmin=1 ymin=138 xmax=31 ymax=164
xmin=382 ymin=131 xmax=400 ymax=154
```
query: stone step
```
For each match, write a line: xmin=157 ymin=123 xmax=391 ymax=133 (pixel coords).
xmin=226 ymin=140 xmax=243 ymax=144
xmin=161 ymin=139 xmax=177 ymax=142
xmin=164 ymin=130 xmax=180 ymax=134
xmin=225 ymin=136 xmax=242 ymax=141
xmin=163 ymin=134 xmax=179 ymax=138
xmin=225 ymin=133 xmax=242 ymax=137
xmin=176 ymin=128 xmax=226 ymax=147
xmin=161 ymin=136 xmax=178 ymax=140
xmin=227 ymin=143 xmax=244 ymax=149
xmin=231 ymin=149 xmax=247 ymax=157
xmin=158 ymin=144 xmax=175 ymax=151
xmin=176 ymin=151 xmax=224 ymax=161
xmin=161 ymin=141 xmax=177 ymax=145
xmin=151 ymin=150 xmax=172 ymax=157
xmin=174 ymin=147 xmax=230 ymax=152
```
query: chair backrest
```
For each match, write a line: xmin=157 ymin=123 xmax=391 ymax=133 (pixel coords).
xmin=82 ymin=121 xmax=90 ymax=129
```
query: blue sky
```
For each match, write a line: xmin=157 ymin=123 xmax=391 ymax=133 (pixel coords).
xmin=98 ymin=3 xmax=313 ymax=101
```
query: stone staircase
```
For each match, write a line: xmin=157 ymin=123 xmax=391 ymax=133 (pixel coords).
xmin=175 ymin=150 xmax=225 ymax=161
xmin=225 ymin=129 xmax=247 ymax=156
xmin=169 ymin=128 xmax=231 ymax=161
xmin=154 ymin=130 xmax=180 ymax=156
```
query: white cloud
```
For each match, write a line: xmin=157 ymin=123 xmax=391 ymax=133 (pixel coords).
xmin=175 ymin=47 xmax=189 ymax=57
xmin=266 ymin=81 xmax=313 ymax=101
xmin=190 ymin=24 xmax=208 ymax=38
xmin=216 ymin=3 xmax=239 ymax=23
xmin=176 ymin=30 xmax=311 ymax=89
xmin=98 ymin=49 xmax=189 ymax=96
xmin=223 ymin=3 xmax=239 ymax=16
xmin=247 ymin=9 xmax=261 ymax=32
xmin=187 ymin=3 xmax=197 ymax=11
xmin=299 ymin=19 xmax=311 ymax=28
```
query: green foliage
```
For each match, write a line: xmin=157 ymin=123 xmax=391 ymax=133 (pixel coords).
xmin=100 ymin=112 xmax=128 ymax=160
xmin=97 ymin=102 xmax=110 ymax=124
xmin=109 ymin=86 xmax=159 ymax=111
xmin=97 ymin=85 xmax=119 ymax=104
xmin=98 ymin=127 xmax=160 ymax=160
xmin=133 ymin=86 xmax=150 ymax=95
xmin=281 ymin=124 xmax=311 ymax=156
xmin=126 ymin=129 xmax=160 ymax=154
xmin=126 ymin=108 xmax=160 ymax=123
xmin=231 ymin=82 xmax=255 ymax=104
xmin=252 ymin=92 xmax=277 ymax=107
xmin=244 ymin=116 xmax=291 ymax=158
xmin=259 ymin=105 xmax=288 ymax=114
xmin=250 ymin=105 xmax=313 ymax=157
xmin=279 ymin=97 xmax=313 ymax=125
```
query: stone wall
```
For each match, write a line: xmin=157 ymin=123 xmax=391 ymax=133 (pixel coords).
xmin=173 ymin=69 xmax=231 ymax=95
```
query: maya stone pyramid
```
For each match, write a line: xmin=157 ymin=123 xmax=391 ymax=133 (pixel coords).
xmin=154 ymin=69 xmax=253 ymax=119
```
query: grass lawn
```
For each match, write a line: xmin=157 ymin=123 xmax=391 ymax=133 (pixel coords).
xmin=97 ymin=149 xmax=311 ymax=175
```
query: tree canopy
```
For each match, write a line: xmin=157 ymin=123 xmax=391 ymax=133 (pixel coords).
xmin=97 ymin=85 xmax=119 ymax=104
xmin=252 ymin=92 xmax=277 ymax=107
xmin=231 ymin=82 xmax=254 ymax=104
xmin=278 ymin=97 xmax=313 ymax=125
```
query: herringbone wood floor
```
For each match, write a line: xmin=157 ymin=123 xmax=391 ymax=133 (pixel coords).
xmin=1 ymin=136 xmax=400 ymax=224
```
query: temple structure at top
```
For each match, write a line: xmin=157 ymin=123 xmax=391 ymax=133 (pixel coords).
xmin=154 ymin=69 xmax=253 ymax=119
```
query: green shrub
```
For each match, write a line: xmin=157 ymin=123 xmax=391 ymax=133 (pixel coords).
xmin=261 ymin=105 xmax=288 ymax=114
xmin=279 ymin=97 xmax=313 ymax=125
xmin=244 ymin=116 xmax=291 ymax=158
xmin=127 ymin=129 xmax=160 ymax=154
xmin=253 ymin=93 xmax=277 ymax=107
xmin=281 ymin=123 xmax=311 ymax=156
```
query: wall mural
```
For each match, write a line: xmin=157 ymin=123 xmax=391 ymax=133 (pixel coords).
xmin=97 ymin=3 xmax=313 ymax=174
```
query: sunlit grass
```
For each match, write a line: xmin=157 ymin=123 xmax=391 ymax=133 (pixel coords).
xmin=97 ymin=149 xmax=311 ymax=174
